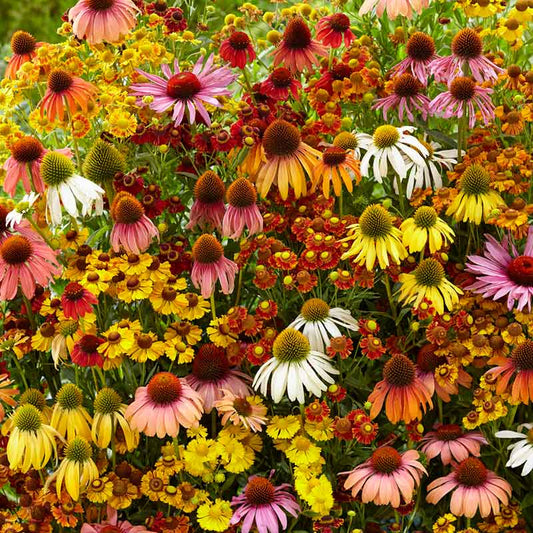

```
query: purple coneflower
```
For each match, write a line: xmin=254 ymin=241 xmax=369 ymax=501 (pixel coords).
xmin=222 ymin=178 xmax=263 ymax=239
xmin=391 ymin=32 xmax=438 ymax=85
xmin=186 ymin=171 xmax=226 ymax=231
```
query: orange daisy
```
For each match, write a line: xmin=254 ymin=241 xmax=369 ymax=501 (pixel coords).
xmin=311 ymin=147 xmax=361 ymax=198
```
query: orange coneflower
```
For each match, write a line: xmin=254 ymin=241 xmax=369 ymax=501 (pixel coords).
xmin=311 ymin=147 xmax=361 ymax=198
xmin=0 ymin=374 xmax=18 ymax=422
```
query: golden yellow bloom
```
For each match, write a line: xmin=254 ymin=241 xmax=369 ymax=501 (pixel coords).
xmin=285 ymin=436 xmax=322 ymax=465
xmin=266 ymin=415 xmax=301 ymax=439
xmin=400 ymin=206 xmax=455 ymax=253
xmin=98 ymin=324 xmax=135 ymax=359
xmin=432 ymin=513 xmax=456 ymax=533
xmin=86 ymin=477 xmax=113 ymax=503
xmin=183 ymin=438 xmax=220 ymax=477
xmin=116 ymin=275 xmax=153 ymax=303
xmin=207 ymin=316 xmax=238 ymax=347
xmin=196 ymin=499 xmax=233 ymax=532
xmin=181 ymin=293 xmax=211 ymax=320
xmin=50 ymin=384 xmax=92 ymax=442
xmin=107 ymin=109 xmax=137 ymax=138
xmin=128 ymin=332 xmax=166 ymax=363
xmin=141 ymin=470 xmax=169 ymax=501
xmin=151 ymin=282 xmax=188 ymax=315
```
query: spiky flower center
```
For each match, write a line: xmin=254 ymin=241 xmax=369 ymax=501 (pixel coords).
xmin=373 ymin=125 xmax=400 ymax=149
xmin=452 ymin=28 xmax=483 ymax=59
xmin=245 ymin=477 xmax=276 ymax=505
xmin=227 ymin=178 xmax=257 ymax=208
xmin=111 ymin=192 xmax=144 ymax=224
xmin=455 ymin=457 xmax=488 ymax=486
xmin=194 ymin=171 xmax=225 ymax=204
xmin=359 ymin=204 xmax=393 ymax=239
xmin=436 ymin=424 xmax=463 ymax=441
xmin=262 ymin=120 xmax=301 ymax=158
xmin=41 ymin=152 xmax=75 ymax=186
xmin=56 ymin=384 xmax=84 ymax=410
xmin=301 ymin=298 xmax=330 ymax=322
xmin=328 ymin=12 xmax=350 ymax=32
xmin=414 ymin=258 xmax=444 ymax=287
xmin=413 ymin=206 xmax=438 ymax=228
xmin=14 ymin=404 xmax=42 ymax=432
xmin=88 ymin=0 xmax=115 ymax=9
xmin=11 ymin=136 xmax=43 ymax=163
xmin=270 ymin=67 xmax=292 ymax=88
xmin=333 ymin=131 xmax=358 ymax=150
xmin=147 ymin=372 xmax=182 ymax=404
xmin=94 ymin=388 xmax=122 ymax=414
xmin=228 ymin=31 xmax=251 ymax=50
xmin=192 ymin=344 xmax=230 ymax=382
xmin=11 ymin=30 xmax=37 ymax=55
xmin=166 ymin=72 xmax=202 ymax=100
xmin=417 ymin=345 xmax=446 ymax=372
xmin=459 ymin=165 xmax=490 ymax=196
xmin=507 ymin=256 xmax=533 ymax=287
xmin=371 ymin=447 xmax=401 ymax=473
xmin=383 ymin=354 xmax=416 ymax=387
xmin=78 ymin=334 xmax=101 ymax=354
xmin=393 ymin=73 xmax=420 ymax=97
xmin=65 ymin=437 xmax=92 ymax=463
xmin=283 ymin=17 xmax=312 ymax=49
xmin=406 ymin=32 xmax=435 ymax=61
xmin=273 ymin=328 xmax=310 ymax=363
xmin=192 ymin=234 xmax=223 ymax=264
xmin=450 ymin=76 xmax=476 ymax=101
xmin=511 ymin=341 xmax=533 ymax=371
xmin=63 ymin=282 xmax=85 ymax=302
xmin=322 ymin=147 xmax=347 ymax=166
xmin=83 ymin=139 xmax=125 ymax=185
xmin=20 ymin=389 xmax=46 ymax=411
xmin=48 ymin=69 xmax=74 ymax=94
xmin=1 ymin=235 xmax=32 ymax=265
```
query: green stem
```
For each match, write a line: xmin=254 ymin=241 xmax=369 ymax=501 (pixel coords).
xmin=11 ymin=352 xmax=29 ymax=389
xmin=383 ymin=275 xmax=398 ymax=322
xmin=234 ymin=269 xmax=243 ymax=307
xmin=210 ymin=292 xmax=217 ymax=320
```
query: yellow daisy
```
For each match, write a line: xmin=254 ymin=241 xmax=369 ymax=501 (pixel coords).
xmin=196 ymin=499 xmax=233 ymax=532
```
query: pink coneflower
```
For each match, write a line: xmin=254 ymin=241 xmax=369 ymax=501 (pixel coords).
xmin=429 ymin=28 xmax=503 ymax=83
xmin=214 ymin=389 xmax=268 ymax=432
xmin=261 ymin=67 xmax=301 ymax=101
xmin=359 ymin=0 xmax=430 ymax=20
xmin=81 ymin=506 xmax=154 ymax=533
xmin=61 ymin=282 xmax=98 ymax=319
xmin=391 ymin=32 xmax=438 ymax=85
xmin=71 ymin=334 xmax=104 ymax=367
xmin=315 ymin=13 xmax=355 ymax=48
xmin=222 ymin=178 xmax=263 ymax=239
xmin=220 ymin=31 xmax=256 ymax=69
xmin=191 ymin=235 xmax=239 ymax=298
xmin=130 ymin=55 xmax=236 ymax=126
xmin=110 ymin=191 xmax=159 ymax=254
xmin=426 ymin=457 xmax=512 ymax=518
xmin=429 ymin=76 xmax=494 ymax=129
xmin=0 ymin=230 xmax=60 ymax=300
xmin=343 ymin=447 xmax=427 ymax=507
xmin=125 ymin=372 xmax=204 ymax=438
xmin=466 ymin=229 xmax=533 ymax=311
xmin=69 ymin=0 xmax=140 ymax=44
xmin=421 ymin=424 xmax=487 ymax=465
xmin=39 ymin=69 xmax=96 ymax=122
xmin=186 ymin=171 xmax=226 ymax=231
xmin=5 ymin=31 xmax=42 ymax=80
xmin=230 ymin=475 xmax=300 ymax=533
xmin=373 ymin=73 xmax=430 ymax=121
xmin=185 ymin=344 xmax=251 ymax=413
xmin=272 ymin=17 xmax=327 ymax=73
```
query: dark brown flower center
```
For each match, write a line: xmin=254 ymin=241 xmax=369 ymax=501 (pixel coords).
xmin=192 ymin=344 xmax=230 ymax=382
xmin=147 ymin=372 xmax=182 ymax=404
xmin=1 ymin=235 xmax=32 ymax=265
xmin=78 ymin=334 xmax=100 ymax=354
xmin=406 ymin=32 xmax=435 ymax=61
xmin=233 ymin=397 xmax=253 ymax=416
xmin=283 ymin=17 xmax=312 ymax=50
xmin=511 ymin=341 xmax=533 ymax=371
xmin=11 ymin=136 xmax=43 ymax=163
xmin=63 ymin=282 xmax=85 ymax=301
xmin=436 ymin=424 xmax=463 ymax=441
xmin=393 ymin=73 xmax=420 ymax=97
xmin=11 ymin=30 xmax=37 ymax=56
xmin=48 ymin=69 xmax=74 ymax=94
xmin=270 ymin=67 xmax=293 ymax=88
xmin=455 ymin=457 xmax=488 ymax=486
xmin=194 ymin=171 xmax=225 ymax=203
xmin=111 ymin=192 xmax=144 ymax=224
xmin=87 ymin=0 xmax=115 ymax=9
xmin=383 ymin=354 xmax=416 ymax=387
xmin=136 ymin=334 xmax=153 ymax=349
xmin=507 ymin=256 xmax=533 ymax=286
xmin=449 ymin=76 xmax=476 ymax=101
xmin=507 ymin=65 xmax=521 ymax=78
xmin=417 ymin=344 xmax=446 ymax=372
xmin=166 ymin=72 xmax=202 ymax=100
xmin=262 ymin=119 xmax=301 ymax=157
xmin=322 ymin=147 xmax=347 ymax=166
xmin=451 ymin=28 xmax=483 ymax=59
xmin=228 ymin=31 xmax=251 ymax=50
xmin=371 ymin=447 xmax=401 ymax=474
xmin=329 ymin=13 xmax=350 ymax=32
xmin=192 ymin=234 xmax=223 ymax=264
xmin=227 ymin=177 xmax=257 ymax=207
xmin=245 ymin=477 xmax=276 ymax=505
xmin=331 ymin=63 xmax=352 ymax=80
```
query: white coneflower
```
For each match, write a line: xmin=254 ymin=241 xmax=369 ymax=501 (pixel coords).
xmin=288 ymin=298 xmax=358 ymax=352
xmin=496 ymin=423 xmax=533 ymax=476
xmin=252 ymin=328 xmax=338 ymax=404
xmin=6 ymin=192 xmax=39 ymax=228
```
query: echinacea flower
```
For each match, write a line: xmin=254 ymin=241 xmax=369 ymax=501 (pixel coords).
xmin=0 ymin=374 xmax=18 ymax=423
xmin=71 ymin=334 xmax=104 ymax=367
xmin=288 ymin=298 xmax=358 ymax=353
xmin=219 ymin=31 xmax=256 ymax=68
xmin=429 ymin=28 xmax=503 ymax=83
xmin=69 ymin=0 xmax=140 ymax=44
xmin=214 ymin=390 xmax=268 ymax=432
xmin=191 ymin=234 xmax=239 ymax=298
xmin=421 ymin=424 xmax=487 ymax=465
xmin=341 ymin=204 xmax=407 ymax=270
xmin=40 ymin=151 xmax=104 ymax=226
xmin=4 ymin=30 xmax=42 ymax=79
xmin=400 ymin=206 xmax=455 ymax=253
xmin=110 ymin=191 xmax=159 ymax=254
xmin=398 ymin=258 xmax=463 ymax=314
xmin=230 ymin=475 xmax=300 ymax=533
xmin=446 ymin=164 xmax=503 ymax=224
xmin=252 ymin=328 xmax=339 ymax=404
xmin=261 ymin=67 xmax=302 ymax=101
xmin=5 ymin=193 xmax=40 ymax=228
xmin=391 ymin=32 xmax=438 ymax=85
xmin=368 ymin=354 xmax=433 ymax=424
xmin=222 ymin=178 xmax=263 ymax=239
xmin=495 ymin=423 xmax=533 ymax=476
xmin=81 ymin=506 xmax=155 ymax=533
xmin=343 ymin=447 xmax=426 ymax=506
xmin=311 ymin=147 xmax=361 ymax=199
xmin=186 ymin=171 xmax=226 ymax=231
xmin=359 ymin=0 xmax=430 ymax=19
xmin=51 ymin=384 xmax=93 ymax=441
xmin=125 ymin=372 xmax=204 ymax=438
xmin=315 ymin=13 xmax=355 ymax=48
xmin=39 ymin=69 xmax=96 ymax=122
xmin=256 ymin=119 xmax=321 ymax=200
xmin=185 ymin=344 xmax=251 ymax=413
xmin=0 ymin=229 xmax=61 ymax=300
xmin=130 ymin=55 xmax=236 ymax=126
xmin=61 ymin=282 xmax=98 ymax=320
xmin=426 ymin=457 xmax=512 ymax=518
xmin=272 ymin=17 xmax=327 ymax=73
xmin=429 ymin=76 xmax=494 ymax=129
xmin=465 ymin=228 xmax=533 ymax=311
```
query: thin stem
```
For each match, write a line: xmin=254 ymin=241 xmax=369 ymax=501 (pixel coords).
xmin=383 ymin=275 xmax=397 ymax=322
xmin=210 ymin=292 xmax=217 ymax=320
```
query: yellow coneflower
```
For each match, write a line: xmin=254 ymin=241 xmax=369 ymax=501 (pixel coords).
xmin=341 ymin=204 xmax=407 ymax=270
xmin=398 ymin=258 xmax=463 ymax=314
xmin=50 ymin=384 xmax=93 ymax=442
xmin=400 ymin=206 xmax=455 ymax=253
xmin=446 ymin=165 xmax=503 ymax=224
xmin=311 ymin=147 xmax=361 ymax=198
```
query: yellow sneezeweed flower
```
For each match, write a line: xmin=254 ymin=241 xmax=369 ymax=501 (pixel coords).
xmin=165 ymin=321 xmax=202 ymax=345
xmin=86 ymin=476 xmax=114 ymax=503
xmin=116 ymin=253 xmax=152 ymax=275
xmin=155 ymin=455 xmax=184 ymax=476
xmin=432 ymin=513 xmax=456 ymax=533
xmin=50 ymin=384 xmax=93 ymax=442
xmin=141 ymin=470 xmax=169 ymax=501
xmin=305 ymin=417 xmax=334 ymax=441
xmin=31 ymin=322 xmax=57 ymax=352
xmin=80 ymin=268 xmax=113 ymax=296
xmin=207 ymin=316 xmax=238 ymax=347
xmin=266 ymin=415 xmax=301 ymax=439
xmin=304 ymin=475 xmax=334 ymax=516
xmin=165 ymin=338 xmax=195 ymax=364
xmin=107 ymin=109 xmax=138 ymax=138
xmin=285 ymin=436 xmax=322 ymax=465
xmin=183 ymin=438 xmax=220 ymax=477
xmin=99 ymin=324 xmax=135 ymax=359
xmin=145 ymin=256 xmax=172 ymax=283
xmin=116 ymin=275 xmax=153 ymax=303
xmin=196 ymin=499 xmax=233 ymax=532
xmin=180 ymin=293 xmax=211 ymax=321
xmin=59 ymin=227 xmax=89 ymax=249
xmin=127 ymin=332 xmax=166 ymax=363
xmin=496 ymin=17 xmax=525 ymax=42
xmin=218 ymin=437 xmax=255 ymax=473
xmin=108 ymin=473 xmax=140 ymax=509
xmin=151 ymin=282 xmax=188 ymax=315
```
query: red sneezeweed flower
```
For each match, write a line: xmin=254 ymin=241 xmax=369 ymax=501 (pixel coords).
xmin=261 ymin=67 xmax=301 ymax=101
xmin=315 ymin=13 xmax=355 ymax=48
xmin=69 ymin=0 xmax=140 ymax=44
xmin=5 ymin=31 xmax=42 ymax=80
xmin=61 ymin=282 xmax=98 ymax=319
xmin=186 ymin=171 xmax=226 ymax=231
xmin=326 ymin=336 xmax=353 ymax=359
xmin=272 ymin=17 xmax=327 ymax=73
xmin=305 ymin=400 xmax=330 ymax=422
xmin=110 ymin=191 xmax=159 ymax=254
xmin=368 ymin=354 xmax=433 ymax=424
xmin=191 ymin=235 xmax=239 ymax=298
xmin=39 ymin=69 xmax=96 ymax=122
xmin=125 ymin=372 xmax=204 ymax=438
xmin=71 ymin=334 xmax=104 ymax=367
xmin=426 ymin=457 xmax=512 ymax=518
xmin=360 ymin=335 xmax=386 ymax=360
xmin=343 ymin=447 xmax=426 ymax=507
xmin=352 ymin=418 xmax=378 ymax=444
xmin=219 ymin=31 xmax=256 ymax=69
xmin=222 ymin=178 xmax=263 ymax=240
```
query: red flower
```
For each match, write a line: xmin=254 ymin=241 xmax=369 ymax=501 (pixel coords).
xmin=360 ymin=335 xmax=386 ymax=360
xmin=316 ymin=13 xmax=355 ymax=48
xmin=305 ymin=400 xmax=330 ymax=422
xmin=71 ymin=334 xmax=104 ymax=367
xmin=261 ymin=67 xmax=301 ymax=101
xmin=61 ymin=282 xmax=98 ymax=320
xmin=220 ymin=31 xmax=256 ymax=69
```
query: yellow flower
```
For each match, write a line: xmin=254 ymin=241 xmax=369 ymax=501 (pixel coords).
xmin=196 ymin=499 xmax=232 ymax=532
xmin=151 ymin=282 xmax=188 ymax=315
xmin=218 ymin=437 xmax=255 ymax=473
xmin=31 ymin=322 xmax=57 ymax=352
xmin=59 ymin=227 xmax=89 ymax=249
xmin=116 ymin=253 xmax=153 ymax=275
xmin=155 ymin=455 xmax=184 ymax=476
xmin=400 ymin=206 xmax=455 ymax=253
xmin=50 ymin=384 xmax=93 ymax=442
xmin=305 ymin=417 xmax=334 ymax=441
xmin=141 ymin=470 xmax=169 ymax=501
xmin=116 ymin=275 xmax=153 ymax=303
xmin=160 ymin=485 xmax=183 ymax=507
xmin=108 ymin=474 xmax=140 ymax=509
xmin=496 ymin=17 xmax=525 ymax=42
xmin=207 ymin=317 xmax=238 ymax=347
xmin=433 ymin=514 xmax=456 ymax=533
xmin=98 ymin=324 xmax=135 ymax=359
xmin=80 ymin=268 xmax=113 ymax=296
xmin=183 ymin=438 xmax=220 ymax=477
xmin=165 ymin=321 xmax=202 ymax=345
xmin=187 ymin=425 xmax=208 ymax=439
xmin=305 ymin=475 xmax=334 ymax=516
xmin=435 ymin=364 xmax=459 ymax=388
xmin=107 ymin=109 xmax=137 ymax=138
xmin=128 ymin=332 xmax=166 ymax=363
xmin=86 ymin=477 xmax=113 ymax=503
xmin=285 ymin=436 xmax=322 ymax=465
xmin=181 ymin=293 xmax=211 ymax=321
xmin=165 ymin=339 xmax=195 ymax=363
xmin=266 ymin=415 xmax=301 ymax=439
